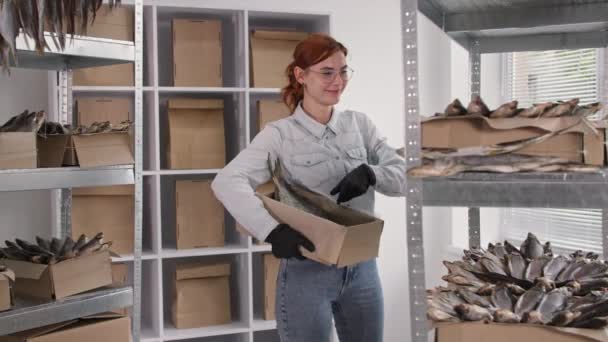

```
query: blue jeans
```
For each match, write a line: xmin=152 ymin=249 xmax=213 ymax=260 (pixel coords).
xmin=276 ymin=258 xmax=384 ymax=342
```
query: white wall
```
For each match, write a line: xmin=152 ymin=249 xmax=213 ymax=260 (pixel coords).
xmin=0 ymin=69 xmax=53 ymax=241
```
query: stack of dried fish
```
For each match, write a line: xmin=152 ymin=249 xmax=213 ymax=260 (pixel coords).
xmin=437 ymin=96 xmax=602 ymax=119
xmin=0 ymin=0 xmax=121 ymax=71
xmin=0 ymin=233 xmax=111 ymax=265
xmin=0 ymin=109 xmax=46 ymax=132
xmin=428 ymin=233 xmax=608 ymax=329
xmin=70 ymin=120 xmax=132 ymax=135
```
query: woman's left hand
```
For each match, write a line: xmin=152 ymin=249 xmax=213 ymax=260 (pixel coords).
xmin=330 ymin=164 xmax=376 ymax=204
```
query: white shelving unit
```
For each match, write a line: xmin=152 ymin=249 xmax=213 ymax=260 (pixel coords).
xmin=63 ymin=3 xmax=330 ymax=342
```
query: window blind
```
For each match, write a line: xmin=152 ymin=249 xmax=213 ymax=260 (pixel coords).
xmin=501 ymin=48 xmax=602 ymax=254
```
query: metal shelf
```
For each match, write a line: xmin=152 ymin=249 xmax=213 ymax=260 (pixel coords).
xmin=0 ymin=286 xmax=133 ymax=336
xmin=14 ymin=32 xmax=135 ymax=70
xmin=420 ymin=171 xmax=608 ymax=208
xmin=420 ymin=0 xmax=608 ymax=52
xmin=0 ymin=165 xmax=134 ymax=192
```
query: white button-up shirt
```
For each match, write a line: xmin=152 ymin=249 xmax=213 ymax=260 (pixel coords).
xmin=211 ymin=103 xmax=406 ymax=242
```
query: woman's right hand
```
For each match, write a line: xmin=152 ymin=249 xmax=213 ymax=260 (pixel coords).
xmin=265 ymin=223 xmax=315 ymax=259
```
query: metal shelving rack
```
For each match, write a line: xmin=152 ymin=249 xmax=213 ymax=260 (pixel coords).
xmin=402 ymin=0 xmax=608 ymax=341
xmin=0 ymin=1 xmax=143 ymax=340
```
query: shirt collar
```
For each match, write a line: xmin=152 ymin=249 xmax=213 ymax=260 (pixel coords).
xmin=293 ymin=103 xmax=341 ymax=139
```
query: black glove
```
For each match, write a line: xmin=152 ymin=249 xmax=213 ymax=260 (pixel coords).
xmin=265 ymin=223 xmax=315 ymax=260
xmin=330 ymin=164 xmax=376 ymax=204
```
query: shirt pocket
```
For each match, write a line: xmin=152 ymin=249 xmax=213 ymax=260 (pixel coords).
xmin=290 ymin=152 xmax=332 ymax=187
xmin=345 ymin=146 xmax=368 ymax=162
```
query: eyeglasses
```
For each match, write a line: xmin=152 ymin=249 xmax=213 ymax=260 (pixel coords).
xmin=306 ymin=66 xmax=354 ymax=83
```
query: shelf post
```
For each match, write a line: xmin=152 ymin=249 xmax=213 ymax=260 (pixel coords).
xmin=401 ymin=0 xmax=427 ymax=341
xmin=132 ymin=0 xmax=144 ymax=341
xmin=467 ymin=39 xmax=482 ymax=249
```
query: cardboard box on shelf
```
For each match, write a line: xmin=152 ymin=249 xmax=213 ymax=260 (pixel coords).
xmin=37 ymin=134 xmax=71 ymax=168
xmin=422 ymin=115 xmax=607 ymax=165
xmin=172 ymin=19 xmax=222 ymax=87
xmin=175 ymin=180 xmax=225 ymax=249
xmin=255 ymin=182 xmax=384 ymax=268
xmin=167 ymin=99 xmax=226 ymax=169
xmin=262 ymin=253 xmax=280 ymax=321
xmin=110 ymin=263 xmax=130 ymax=315
xmin=44 ymin=5 xmax=133 ymax=41
xmin=72 ymin=185 xmax=135 ymax=256
xmin=0 ymin=313 xmax=131 ymax=342
xmin=0 ymin=133 xmax=37 ymax=169
xmin=75 ymin=98 xmax=131 ymax=126
xmin=0 ymin=251 xmax=113 ymax=300
xmin=0 ymin=268 xmax=15 ymax=312
xmin=73 ymin=63 xmax=134 ymax=87
xmin=172 ymin=263 xmax=232 ymax=329
xmin=257 ymin=100 xmax=290 ymax=131
xmin=435 ymin=322 xmax=608 ymax=342
xmin=250 ymin=30 xmax=309 ymax=88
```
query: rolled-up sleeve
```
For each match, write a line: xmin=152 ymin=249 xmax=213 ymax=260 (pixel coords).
xmin=360 ymin=113 xmax=406 ymax=197
xmin=211 ymin=126 xmax=282 ymax=242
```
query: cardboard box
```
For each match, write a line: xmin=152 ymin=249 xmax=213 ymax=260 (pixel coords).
xmin=257 ymin=192 xmax=384 ymax=268
xmin=73 ymin=63 xmax=134 ymax=87
xmin=175 ymin=180 xmax=225 ymax=249
xmin=262 ymin=253 xmax=280 ymax=321
xmin=173 ymin=19 xmax=222 ymax=87
xmin=76 ymin=98 xmax=131 ymax=126
xmin=172 ymin=263 xmax=232 ymax=329
xmin=72 ymin=185 xmax=134 ymax=256
xmin=257 ymin=100 xmax=290 ymax=131
xmin=72 ymin=132 xmax=134 ymax=167
xmin=0 ymin=251 xmax=113 ymax=300
xmin=0 ymin=133 xmax=37 ymax=169
xmin=37 ymin=134 xmax=71 ymax=167
xmin=167 ymin=99 xmax=226 ymax=169
xmin=111 ymin=263 xmax=130 ymax=315
xmin=0 ymin=268 xmax=15 ymax=312
xmin=435 ymin=322 xmax=608 ymax=342
xmin=422 ymin=115 xmax=606 ymax=165
xmin=250 ymin=30 xmax=309 ymax=88
xmin=0 ymin=313 xmax=131 ymax=342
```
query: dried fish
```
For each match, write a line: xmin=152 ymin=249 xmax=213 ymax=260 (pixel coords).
xmin=536 ymin=288 xmax=570 ymax=323
xmin=516 ymin=102 xmax=554 ymax=118
xmin=455 ymin=303 xmax=493 ymax=322
xmin=544 ymin=242 xmax=553 ymax=257
xmin=427 ymin=307 xmax=460 ymax=322
xmin=521 ymin=233 xmax=544 ymax=260
xmin=525 ymin=256 xmax=552 ymax=282
xmin=507 ymin=253 xmax=527 ymax=280
xmin=0 ymin=110 xmax=46 ymax=132
xmin=481 ymin=257 xmax=508 ymax=276
xmin=523 ymin=310 xmax=544 ymax=324
xmin=457 ymin=288 xmax=493 ymax=308
xmin=541 ymin=98 xmax=579 ymax=118
xmin=491 ymin=286 xmax=513 ymax=311
xmin=514 ymin=284 xmax=546 ymax=316
xmin=494 ymin=309 xmax=521 ymax=323
xmin=570 ymin=316 xmax=608 ymax=329
xmin=35 ymin=236 xmax=50 ymax=251
xmin=76 ymin=232 xmax=104 ymax=256
xmin=72 ymin=234 xmax=87 ymax=252
xmin=477 ymin=283 xmax=496 ymax=296
xmin=549 ymin=310 xmax=581 ymax=326
xmin=489 ymin=100 xmax=518 ymax=118
xmin=58 ymin=236 xmax=75 ymax=259
xmin=444 ymin=99 xmax=467 ymax=116
xmin=467 ymin=95 xmax=490 ymax=116
xmin=49 ymin=237 xmax=62 ymax=255
xmin=543 ymin=255 xmax=569 ymax=281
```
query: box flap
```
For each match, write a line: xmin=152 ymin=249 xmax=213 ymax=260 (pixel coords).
xmin=257 ymin=194 xmax=347 ymax=265
xmin=0 ymin=268 xmax=15 ymax=282
xmin=72 ymin=132 xmax=134 ymax=167
xmin=82 ymin=312 xmax=126 ymax=320
xmin=337 ymin=221 xmax=384 ymax=268
xmin=50 ymin=250 xmax=113 ymax=299
xmin=175 ymin=263 xmax=231 ymax=280
xmin=168 ymin=99 xmax=224 ymax=110
xmin=37 ymin=134 xmax=70 ymax=168
xmin=252 ymin=30 xmax=309 ymax=41
xmin=422 ymin=114 xmax=595 ymax=134
xmin=0 ymin=259 xmax=48 ymax=280
xmin=72 ymin=185 xmax=134 ymax=196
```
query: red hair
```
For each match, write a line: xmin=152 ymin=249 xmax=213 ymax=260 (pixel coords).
xmin=282 ymin=33 xmax=348 ymax=112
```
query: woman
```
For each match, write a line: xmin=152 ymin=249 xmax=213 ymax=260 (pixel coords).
xmin=212 ymin=33 xmax=405 ymax=342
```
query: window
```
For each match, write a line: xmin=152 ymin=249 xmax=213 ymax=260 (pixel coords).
xmin=500 ymin=48 xmax=603 ymax=254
